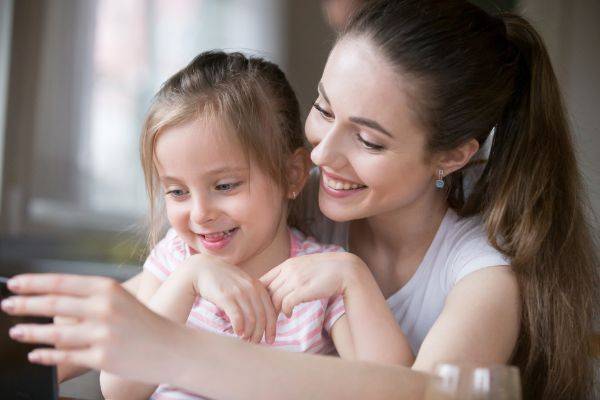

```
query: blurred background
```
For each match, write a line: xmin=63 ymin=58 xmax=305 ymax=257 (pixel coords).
xmin=0 ymin=0 xmax=598 ymax=398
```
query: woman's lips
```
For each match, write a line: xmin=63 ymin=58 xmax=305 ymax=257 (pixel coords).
xmin=197 ymin=227 xmax=238 ymax=251
xmin=320 ymin=172 xmax=367 ymax=199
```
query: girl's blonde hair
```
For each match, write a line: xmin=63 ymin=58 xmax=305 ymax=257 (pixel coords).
xmin=140 ymin=51 xmax=306 ymax=249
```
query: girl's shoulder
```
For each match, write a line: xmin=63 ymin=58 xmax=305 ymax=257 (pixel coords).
xmin=153 ymin=228 xmax=189 ymax=259
xmin=289 ymin=227 xmax=345 ymax=257
xmin=143 ymin=229 xmax=190 ymax=281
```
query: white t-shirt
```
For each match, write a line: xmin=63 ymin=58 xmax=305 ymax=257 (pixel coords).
xmin=303 ymin=172 xmax=510 ymax=354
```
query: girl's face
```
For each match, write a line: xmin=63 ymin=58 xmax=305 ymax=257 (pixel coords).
xmin=155 ymin=116 xmax=288 ymax=267
xmin=305 ymin=37 xmax=437 ymax=222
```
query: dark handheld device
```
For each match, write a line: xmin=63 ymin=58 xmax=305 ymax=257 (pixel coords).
xmin=0 ymin=276 xmax=59 ymax=400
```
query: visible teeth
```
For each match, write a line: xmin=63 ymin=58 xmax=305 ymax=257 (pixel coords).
xmin=204 ymin=228 xmax=235 ymax=238
xmin=324 ymin=175 xmax=365 ymax=191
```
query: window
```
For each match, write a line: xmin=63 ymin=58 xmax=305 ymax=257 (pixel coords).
xmin=1 ymin=0 xmax=285 ymax=263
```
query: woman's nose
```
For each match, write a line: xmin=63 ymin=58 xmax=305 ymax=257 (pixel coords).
xmin=310 ymin=127 xmax=346 ymax=170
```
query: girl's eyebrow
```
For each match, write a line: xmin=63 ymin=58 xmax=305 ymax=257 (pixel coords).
xmin=206 ymin=166 xmax=248 ymax=176
xmin=319 ymin=82 xmax=393 ymax=138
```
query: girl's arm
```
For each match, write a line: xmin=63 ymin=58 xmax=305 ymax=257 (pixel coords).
xmin=262 ymin=252 xmax=414 ymax=365
xmin=332 ymin=260 xmax=413 ymax=365
xmin=1 ymin=273 xmax=429 ymax=399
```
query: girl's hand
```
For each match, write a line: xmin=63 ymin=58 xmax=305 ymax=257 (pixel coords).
xmin=260 ymin=252 xmax=363 ymax=317
xmin=183 ymin=253 xmax=277 ymax=344
xmin=0 ymin=274 xmax=185 ymax=385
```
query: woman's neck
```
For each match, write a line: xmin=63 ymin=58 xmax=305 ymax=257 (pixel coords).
xmin=348 ymin=191 xmax=448 ymax=295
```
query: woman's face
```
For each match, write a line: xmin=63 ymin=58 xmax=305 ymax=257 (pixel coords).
xmin=305 ymin=36 xmax=437 ymax=222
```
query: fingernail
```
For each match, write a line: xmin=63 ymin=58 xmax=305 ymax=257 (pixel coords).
xmin=9 ymin=326 xmax=24 ymax=339
xmin=1 ymin=298 xmax=15 ymax=312
xmin=7 ymin=278 xmax=21 ymax=291
xmin=28 ymin=352 xmax=40 ymax=362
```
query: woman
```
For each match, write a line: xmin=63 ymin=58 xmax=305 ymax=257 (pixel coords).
xmin=2 ymin=1 xmax=597 ymax=399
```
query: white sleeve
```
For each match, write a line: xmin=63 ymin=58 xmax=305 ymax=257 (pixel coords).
xmin=447 ymin=224 xmax=510 ymax=287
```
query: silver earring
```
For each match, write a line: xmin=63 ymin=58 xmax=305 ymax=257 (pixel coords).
xmin=291 ymin=191 xmax=297 ymax=199
xmin=435 ymin=169 xmax=445 ymax=189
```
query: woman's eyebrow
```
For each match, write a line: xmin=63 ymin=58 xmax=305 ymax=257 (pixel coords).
xmin=349 ymin=116 xmax=393 ymax=138
xmin=319 ymin=81 xmax=393 ymax=138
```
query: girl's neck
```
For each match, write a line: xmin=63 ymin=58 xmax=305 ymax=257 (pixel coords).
xmin=239 ymin=219 xmax=291 ymax=280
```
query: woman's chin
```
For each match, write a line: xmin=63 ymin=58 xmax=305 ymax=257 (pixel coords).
xmin=318 ymin=195 xmax=366 ymax=222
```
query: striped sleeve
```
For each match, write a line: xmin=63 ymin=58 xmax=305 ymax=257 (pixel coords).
xmin=143 ymin=229 xmax=186 ymax=282
xmin=323 ymin=294 xmax=346 ymax=333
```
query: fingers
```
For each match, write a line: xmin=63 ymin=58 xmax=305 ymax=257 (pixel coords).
xmin=259 ymin=265 xmax=282 ymax=287
xmin=235 ymin=294 xmax=255 ymax=341
xmin=270 ymin=283 xmax=293 ymax=316
xmin=2 ymin=295 xmax=90 ymax=319
xmin=6 ymin=274 xmax=116 ymax=296
xmin=281 ymin=290 xmax=302 ymax=318
xmin=248 ymin=293 xmax=266 ymax=344
xmin=28 ymin=348 xmax=93 ymax=369
xmin=259 ymin=288 xmax=277 ymax=344
xmin=9 ymin=323 xmax=94 ymax=347
xmin=220 ymin=299 xmax=245 ymax=337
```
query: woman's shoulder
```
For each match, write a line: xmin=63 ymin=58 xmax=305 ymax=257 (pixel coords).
xmin=438 ymin=209 xmax=510 ymax=287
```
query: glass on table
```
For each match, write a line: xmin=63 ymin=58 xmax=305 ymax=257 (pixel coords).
xmin=424 ymin=363 xmax=522 ymax=400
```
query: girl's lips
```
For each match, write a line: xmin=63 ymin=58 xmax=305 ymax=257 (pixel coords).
xmin=320 ymin=174 xmax=367 ymax=199
xmin=198 ymin=228 xmax=238 ymax=251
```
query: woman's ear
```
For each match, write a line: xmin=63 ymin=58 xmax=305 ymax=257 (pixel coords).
xmin=433 ymin=138 xmax=480 ymax=175
xmin=286 ymin=148 xmax=312 ymax=199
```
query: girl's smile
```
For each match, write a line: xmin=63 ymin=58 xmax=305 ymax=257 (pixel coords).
xmin=154 ymin=115 xmax=291 ymax=276
xmin=195 ymin=227 xmax=239 ymax=251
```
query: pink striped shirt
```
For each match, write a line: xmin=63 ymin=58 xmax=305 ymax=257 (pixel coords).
xmin=144 ymin=228 xmax=346 ymax=400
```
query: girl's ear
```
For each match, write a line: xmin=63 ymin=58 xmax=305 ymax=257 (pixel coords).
xmin=286 ymin=148 xmax=312 ymax=199
xmin=433 ymin=138 xmax=480 ymax=175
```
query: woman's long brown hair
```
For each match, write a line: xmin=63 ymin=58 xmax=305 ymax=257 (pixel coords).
xmin=345 ymin=1 xmax=598 ymax=398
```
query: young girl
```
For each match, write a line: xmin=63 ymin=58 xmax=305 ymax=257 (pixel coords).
xmin=99 ymin=51 xmax=409 ymax=399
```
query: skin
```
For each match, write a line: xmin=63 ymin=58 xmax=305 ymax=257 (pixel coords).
xmin=1 ymin=36 xmax=520 ymax=399
xmin=101 ymin=113 xmax=411 ymax=399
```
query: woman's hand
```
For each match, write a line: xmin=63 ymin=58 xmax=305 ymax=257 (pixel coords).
xmin=183 ymin=253 xmax=277 ymax=344
xmin=260 ymin=252 xmax=363 ymax=317
xmin=0 ymin=274 xmax=184 ymax=385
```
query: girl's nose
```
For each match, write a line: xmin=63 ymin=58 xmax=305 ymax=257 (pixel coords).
xmin=190 ymin=196 xmax=216 ymax=226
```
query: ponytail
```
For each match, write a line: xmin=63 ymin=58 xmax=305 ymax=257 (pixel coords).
xmin=475 ymin=14 xmax=598 ymax=400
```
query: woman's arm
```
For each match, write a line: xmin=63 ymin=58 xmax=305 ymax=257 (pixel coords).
xmin=57 ymin=272 xmax=143 ymax=383
xmin=2 ymin=273 xmax=429 ymax=400
xmin=412 ymin=266 xmax=520 ymax=372
xmin=99 ymin=270 xmax=164 ymax=400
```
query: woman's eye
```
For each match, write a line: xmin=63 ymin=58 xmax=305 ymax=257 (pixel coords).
xmin=215 ymin=182 xmax=241 ymax=191
xmin=166 ymin=189 xmax=187 ymax=198
xmin=313 ymin=102 xmax=333 ymax=120
xmin=357 ymin=134 xmax=385 ymax=151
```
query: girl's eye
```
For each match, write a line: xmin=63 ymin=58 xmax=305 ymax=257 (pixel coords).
xmin=313 ymin=102 xmax=333 ymax=120
xmin=166 ymin=189 xmax=188 ymax=198
xmin=357 ymin=134 xmax=385 ymax=151
xmin=215 ymin=182 xmax=241 ymax=192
